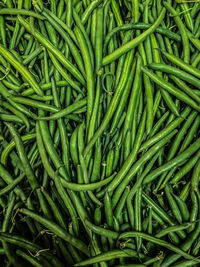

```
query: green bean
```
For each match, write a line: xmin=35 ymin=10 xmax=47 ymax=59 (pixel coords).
xmin=151 ymin=34 xmax=180 ymax=117
xmin=77 ymin=164 xmax=88 ymax=208
xmin=54 ymin=173 xmax=79 ymax=235
xmin=49 ymin=52 xmax=83 ymax=94
xmin=28 ymin=94 xmax=53 ymax=101
xmin=143 ymin=192 xmax=185 ymax=239
xmin=85 ymin=219 xmax=118 ymax=240
xmin=57 ymin=0 xmax=65 ymax=19
xmin=119 ymin=231 xmax=200 ymax=261
xmin=38 ymin=7 xmax=86 ymax=78
xmin=114 ymin=186 xmax=129 ymax=220
xmin=127 ymin=152 xmax=160 ymax=225
xmin=0 ymin=16 xmax=7 ymax=48
xmin=1 ymin=133 xmax=35 ymax=165
xmin=0 ymin=113 xmax=24 ymax=123
xmin=191 ymin=2 xmax=200 ymax=18
xmin=189 ymin=147 xmax=200 ymax=186
xmin=163 ymin=1 xmax=190 ymax=63
xmin=150 ymin=111 xmax=169 ymax=137
xmin=76 ymin=28 xmax=94 ymax=128
xmin=1 ymin=80 xmax=20 ymax=93
xmin=1 ymin=192 xmax=17 ymax=265
xmin=10 ymin=96 xmax=59 ymax=113
xmin=16 ymin=249 xmax=43 ymax=267
xmin=123 ymin=55 xmax=142 ymax=139
xmin=90 ymin=9 xmax=97 ymax=49
xmin=107 ymin=13 xmax=116 ymax=90
xmin=81 ymin=0 xmax=102 ymax=25
xmin=141 ymin=66 xmax=200 ymax=112
xmin=170 ymin=150 xmax=200 ymax=185
xmin=70 ymin=126 xmax=79 ymax=168
xmin=0 ymin=233 xmax=65 ymax=267
xmin=172 ymin=193 xmax=190 ymax=221
xmin=139 ymin=40 xmax=154 ymax=133
xmin=60 ymin=172 xmax=117 ymax=191
xmin=160 ymin=48 xmax=200 ymax=79
xmin=1 ymin=2 xmax=200 ymax=266
xmin=2 ymin=192 xmax=16 ymax=232
xmin=174 ymin=259 xmax=200 ymax=267
xmin=91 ymin=140 xmax=102 ymax=182
xmin=113 ymin=143 xmax=120 ymax=172
xmin=0 ymin=44 xmax=43 ymax=96
xmin=78 ymin=124 xmax=101 ymax=206
xmin=107 ymin=111 xmax=146 ymax=200
xmin=134 ymin=186 xmax=142 ymax=250
xmin=180 ymin=115 xmax=200 ymax=152
xmin=114 ymin=31 xmax=133 ymax=87
xmin=51 ymin=78 xmax=71 ymax=176
xmin=102 ymin=8 xmax=166 ymax=65
xmin=0 ymin=162 xmax=40 ymax=197
xmin=39 ymin=8 xmax=75 ymax=43
xmin=10 ymin=48 xmax=23 ymax=63
xmin=104 ymin=23 xmax=181 ymax=52
xmin=150 ymin=63 xmax=200 ymax=90
xmin=114 ymin=265 xmax=146 ymax=267
xmin=87 ymin=5 xmax=103 ymax=142
xmin=20 ymin=208 xmax=89 ymax=256
xmin=112 ymin=130 xmax=177 ymax=210
xmin=38 ymin=118 xmax=68 ymax=180
xmin=73 ymin=9 xmax=94 ymax=68
xmin=0 ymin=66 xmax=21 ymax=86
xmin=177 ymin=1 xmax=193 ymax=32
xmin=1 ymin=139 xmax=24 ymax=172
xmin=123 ymin=130 xmax=131 ymax=161
xmin=40 ymin=188 xmax=66 ymax=229
xmin=180 ymin=182 xmax=191 ymax=202
xmin=111 ymin=0 xmax=124 ymax=31
xmin=83 ymin=49 xmax=134 ymax=157
xmin=9 ymin=14 xmax=21 ymax=49
xmin=22 ymin=80 xmax=68 ymax=96
xmin=0 ymin=8 xmax=45 ymax=19
xmin=38 ymin=98 xmax=86 ymax=120
xmin=106 ymin=149 xmax=115 ymax=176
xmin=0 ymin=249 xmax=5 ymax=255
xmin=74 ymin=249 xmax=145 ymax=266
xmin=169 ymin=75 xmax=200 ymax=104
xmin=143 ymin=138 xmax=200 ymax=184
xmin=104 ymin=190 xmax=114 ymax=228
xmin=155 ymin=223 xmax=192 ymax=239
xmin=192 ymin=237 xmax=200 ymax=256
xmin=5 ymin=123 xmax=39 ymax=190
xmin=23 ymin=46 xmax=44 ymax=66
xmin=166 ymin=110 xmax=197 ymax=161
xmin=162 ymin=192 xmax=200 ymax=266
xmin=18 ymin=16 xmax=85 ymax=86
xmin=109 ymin=59 xmax=136 ymax=134
xmin=143 ymin=2 xmax=152 ymax=65
xmin=164 ymin=184 xmax=182 ymax=224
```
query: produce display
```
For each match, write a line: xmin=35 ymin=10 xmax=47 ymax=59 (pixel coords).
xmin=0 ymin=0 xmax=200 ymax=266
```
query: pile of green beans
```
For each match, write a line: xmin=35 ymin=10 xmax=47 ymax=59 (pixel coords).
xmin=0 ymin=0 xmax=200 ymax=266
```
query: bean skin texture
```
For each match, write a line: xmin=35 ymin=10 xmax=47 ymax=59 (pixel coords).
xmin=0 ymin=45 xmax=43 ymax=96
xmin=1 ymin=2 xmax=200 ymax=266
xmin=18 ymin=16 xmax=85 ymax=86
xmin=102 ymin=8 xmax=166 ymax=65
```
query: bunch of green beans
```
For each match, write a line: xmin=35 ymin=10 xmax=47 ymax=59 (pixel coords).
xmin=0 ymin=0 xmax=200 ymax=266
